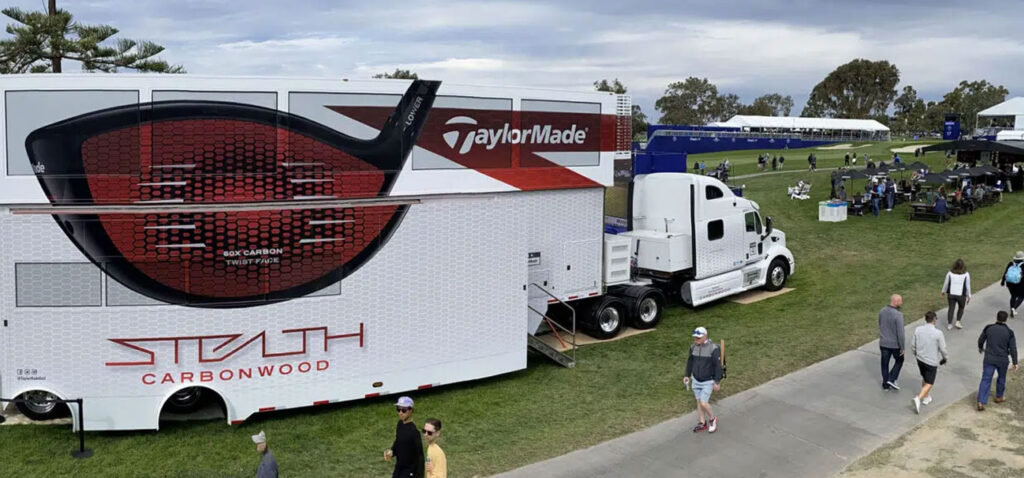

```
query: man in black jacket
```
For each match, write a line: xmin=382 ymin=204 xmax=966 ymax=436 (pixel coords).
xmin=683 ymin=326 xmax=723 ymax=434
xmin=385 ymin=396 xmax=425 ymax=477
xmin=977 ymin=311 xmax=1019 ymax=411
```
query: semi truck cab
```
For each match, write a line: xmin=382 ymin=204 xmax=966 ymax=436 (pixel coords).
xmin=622 ymin=172 xmax=795 ymax=306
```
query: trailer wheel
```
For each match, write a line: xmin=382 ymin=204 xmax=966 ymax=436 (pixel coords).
xmin=15 ymin=390 xmax=70 ymax=421
xmin=765 ymin=258 xmax=789 ymax=291
xmin=584 ymin=297 xmax=626 ymax=340
xmin=622 ymin=286 xmax=664 ymax=329
xmin=165 ymin=387 xmax=204 ymax=413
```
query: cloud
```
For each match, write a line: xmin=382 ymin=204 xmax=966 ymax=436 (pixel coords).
xmin=5 ymin=0 xmax=1022 ymax=119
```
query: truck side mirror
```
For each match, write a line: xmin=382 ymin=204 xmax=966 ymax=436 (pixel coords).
xmin=762 ymin=217 xmax=774 ymax=239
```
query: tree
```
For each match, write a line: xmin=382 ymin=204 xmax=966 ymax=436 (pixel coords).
xmin=593 ymin=78 xmax=626 ymax=94
xmin=891 ymin=85 xmax=921 ymax=134
xmin=802 ymin=59 xmax=899 ymax=118
xmin=373 ymin=68 xmax=418 ymax=79
xmin=937 ymin=80 xmax=1009 ymax=133
xmin=0 ymin=0 xmax=183 ymax=73
xmin=712 ymin=93 xmax=742 ymax=122
xmin=655 ymin=77 xmax=721 ymax=125
xmin=594 ymin=78 xmax=648 ymax=140
xmin=738 ymin=93 xmax=794 ymax=116
xmin=631 ymin=105 xmax=648 ymax=141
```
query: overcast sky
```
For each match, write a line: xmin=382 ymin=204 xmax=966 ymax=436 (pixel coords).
xmin=13 ymin=0 xmax=1024 ymax=118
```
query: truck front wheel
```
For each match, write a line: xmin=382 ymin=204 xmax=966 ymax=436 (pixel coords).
xmin=765 ymin=258 xmax=789 ymax=291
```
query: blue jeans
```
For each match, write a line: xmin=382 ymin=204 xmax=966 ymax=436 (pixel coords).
xmin=872 ymin=198 xmax=880 ymax=216
xmin=978 ymin=362 xmax=1008 ymax=404
xmin=880 ymin=346 xmax=904 ymax=387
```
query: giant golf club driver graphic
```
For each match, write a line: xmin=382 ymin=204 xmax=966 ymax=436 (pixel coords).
xmin=27 ymin=80 xmax=440 ymax=307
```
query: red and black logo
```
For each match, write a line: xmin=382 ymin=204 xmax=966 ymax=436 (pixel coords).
xmin=27 ymin=81 xmax=440 ymax=308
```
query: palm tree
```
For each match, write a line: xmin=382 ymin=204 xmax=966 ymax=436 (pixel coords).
xmin=0 ymin=0 xmax=184 ymax=73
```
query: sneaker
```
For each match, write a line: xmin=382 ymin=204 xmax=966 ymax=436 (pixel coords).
xmin=978 ymin=402 xmax=985 ymax=411
xmin=692 ymin=422 xmax=708 ymax=433
xmin=947 ymin=323 xmax=953 ymax=331
xmin=708 ymin=416 xmax=718 ymax=433
xmin=887 ymin=381 xmax=901 ymax=391
xmin=922 ymin=396 xmax=933 ymax=405
xmin=994 ymin=396 xmax=1006 ymax=403
xmin=955 ymin=321 xmax=963 ymax=329
xmin=1012 ymin=309 xmax=1017 ymax=318
xmin=913 ymin=397 xmax=921 ymax=414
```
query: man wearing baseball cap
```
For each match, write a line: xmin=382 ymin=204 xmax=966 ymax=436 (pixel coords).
xmin=384 ymin=396 xmax=425 ymax=477
xmin=251 ymin=430 xmax=278 ymax=478
xmin=683 ymin=326 xmax=723 ymax=433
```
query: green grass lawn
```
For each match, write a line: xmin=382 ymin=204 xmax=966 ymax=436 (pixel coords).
xmin=2 ymin=141 xmax=1020 ymax=477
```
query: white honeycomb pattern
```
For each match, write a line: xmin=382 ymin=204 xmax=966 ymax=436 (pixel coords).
xmin=0 ymin=189 xmax=608 ymax=429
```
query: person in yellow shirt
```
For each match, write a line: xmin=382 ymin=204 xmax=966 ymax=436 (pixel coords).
xmin=423 ymin=418 xmax=447 ymax=478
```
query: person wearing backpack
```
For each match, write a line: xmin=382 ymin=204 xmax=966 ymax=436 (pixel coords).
xmin=1001 ymin=251 xmax=1024 ymax=317
xmin=941 ymin=258 xmax=972 ymax=330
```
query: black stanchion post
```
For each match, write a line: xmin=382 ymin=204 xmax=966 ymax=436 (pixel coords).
xmin=71 ymin=398 xmax=93 ymax=459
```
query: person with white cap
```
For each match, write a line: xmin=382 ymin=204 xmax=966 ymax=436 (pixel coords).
xmin=251 ymin=430 xmax=278 ymax=478
xmin=1001 ymin=252 xmax=1024 ymax=317
xmin=683 ymin=326 xmax=723 ymax=433
xmin=384 ymin=396 xmax=424 ymax=478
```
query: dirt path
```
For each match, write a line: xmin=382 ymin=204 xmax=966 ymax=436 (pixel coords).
xmin=840 ymin=379 xmax=1024 ymax=478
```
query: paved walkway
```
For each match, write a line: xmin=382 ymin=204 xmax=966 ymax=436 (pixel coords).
xmin=497 ymin=283 xmax=1013 ymax=478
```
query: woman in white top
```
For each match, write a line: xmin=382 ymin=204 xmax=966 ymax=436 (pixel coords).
xmin=941 ymin=258 xmax=971 ymax=330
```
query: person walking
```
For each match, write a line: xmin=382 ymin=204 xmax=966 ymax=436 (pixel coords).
xmin=1001 ymin=251 xmax=1024 ymax=317
xmin=423 ymin=418 xmax=447 ymax=478
xmin=683 ymin=326 xmax=723 ymax=433
xmin=845 ymin=152 xmax=851 ymax=166
xmin=771 ymin=154 xmax=778 ymax=171
xmin=977 ymin=311 xmax=1019 ymax=410
xmin=911 ymin=311 xmax=948 ymax=414
xmin=385 ymin=396 xmax=425 ymax=478
xmin=251 ymin=431 xmax=279 ymax=478
xmin=879 ymin=294 xmax=906 ymax=391
xmin=807 ymin=153 xmax=814 ymax=171
xmin=778 ymin=154 xmax=785 ymax=169
xmin=941 ymin=258 xmax=972 ymax=330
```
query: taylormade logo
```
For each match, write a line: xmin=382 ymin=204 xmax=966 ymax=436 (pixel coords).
xmin=442 ymin=116 xmax=587 ymax=154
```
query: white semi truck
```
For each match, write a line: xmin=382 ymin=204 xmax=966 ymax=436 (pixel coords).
xmin=0 ymin=75 xmax=792 ymax=430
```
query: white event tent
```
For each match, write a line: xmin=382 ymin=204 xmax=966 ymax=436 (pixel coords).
xmin=712 ymin=115 xmax=890 ymax=141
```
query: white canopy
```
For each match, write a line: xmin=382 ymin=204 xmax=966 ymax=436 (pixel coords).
xmin=978 ymin=97 xmax=1024 ymax=117
xmin=717 ymin=115 xmax=890 ymax=132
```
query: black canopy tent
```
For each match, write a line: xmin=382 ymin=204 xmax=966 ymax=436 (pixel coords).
xmin=922 ymin=140 xmax=1024 ymax=166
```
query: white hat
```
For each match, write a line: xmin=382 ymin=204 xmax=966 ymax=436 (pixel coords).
xmin=692 ymin=327 xmax=707 ymax=338
xmin=251 ymin=430 xmax=266 ymax=444
xmin=395 ymin=396 xmax=414 ymax=408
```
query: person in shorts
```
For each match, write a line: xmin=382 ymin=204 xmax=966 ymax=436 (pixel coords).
xmin=911 ymin=311 xmax=948 ymax=414
xmin=683 ymin=326 xmax=723 ymax=433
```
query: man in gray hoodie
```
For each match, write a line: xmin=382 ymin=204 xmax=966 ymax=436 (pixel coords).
xmin=879 ymin=294 xmax=906 ymax=391
xmin=912 ymin=311 xmax=948 ymax=413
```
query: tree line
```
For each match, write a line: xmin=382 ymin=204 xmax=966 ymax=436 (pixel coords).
xmin=612 ymin=58 xmax=1009 ymax=137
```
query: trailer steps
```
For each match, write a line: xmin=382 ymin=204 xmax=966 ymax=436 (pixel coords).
xmin=526 ymin=283 xmax=576 ymax=368
xmin=527 ymin=334 xmax=575 ymax=368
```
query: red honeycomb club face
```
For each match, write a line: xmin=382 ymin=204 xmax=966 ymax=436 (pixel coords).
xmin=80 ymin=119 xmax=389 ymax=205
xmin=74 ymin=119 xmax=403 ymax=304
xmin=95 ymin=206 xmax=399 ymax=300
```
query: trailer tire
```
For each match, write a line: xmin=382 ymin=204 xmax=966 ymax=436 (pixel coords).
xmin=164 ymin=387 xmax=205 ymax=413
xmin=622 ymin=287 xmax=665 ymax=329
xmin=765 ymin=258 xmax=789 ymax=291
xmin=583 ymin=297 xmax=626 ymax=340
xmin=15 ymin=390 xmax=70 ymax=421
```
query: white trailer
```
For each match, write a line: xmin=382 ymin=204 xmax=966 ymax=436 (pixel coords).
xmin=0 ymin=74 xmax=791 ymax=431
